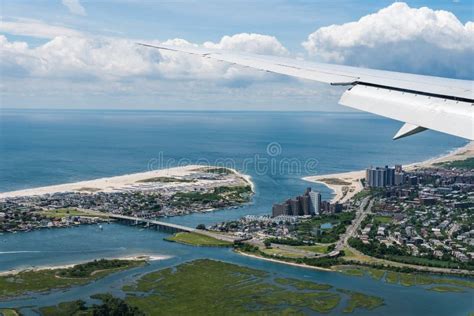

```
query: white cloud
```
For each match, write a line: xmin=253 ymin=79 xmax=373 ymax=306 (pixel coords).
xmin=0 ymin=18 xmax=83 ymax=39
xmin=204 ymin=33 xmax=289 ymax=56
xmin=62 ymin=0 xmax=87 ymax=16
xmin=302 ymin=2 xmax=474 ymax=79
xmin=0 ymin=31 xmax=289 ymax=82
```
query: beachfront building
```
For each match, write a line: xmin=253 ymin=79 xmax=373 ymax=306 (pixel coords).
xmin=366 ymin=165 xmax=404 ymax=188
xmin=271 ymin=187 xmax=321 ymax=217
xmin=309 ymin=190 xmax=321 ymax=215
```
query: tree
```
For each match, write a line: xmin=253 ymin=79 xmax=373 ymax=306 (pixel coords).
xmin=264 ymin=239 xmax=272 ymax=248
xmin=196 ymin=224 xmax=206 ymax=230
xmin=92 ymin=296 xmax=144 ymax=316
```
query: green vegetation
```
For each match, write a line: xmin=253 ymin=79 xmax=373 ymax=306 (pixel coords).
xmin=57 ymin=259 xmax=140 ymax=278
xmin=274 ymin=277 xmax=332 ymax=290
xmin=367 ymin=268 xmax=385 ymax=280
xmin=0 ymin=309 xmax=19 ymax=316
xmin=426 ymin=276 xmax=474 ymax=289
xmin=348 ymin=237 xmax=474 ymax=270
xmin=172 ymin=185 xmax=251 ymax=206
xmin=40 ymin=294 xmax=144 ymax=316
xmin=387 ymin=255 xmax=474 ymax=270
xmin=236 ymin=242 xmax=474 ymax=296
xmin=353 ymin=189 xmax=372 ymax=200
xmin=373 ymin=215 xmax=392 ymax=224
xmin=137 ymin=176 xmax=194 ymax=183
xmin=122 ymin=259 xmax=382 ymax=315
xmin=385 ymin=271 xmax=399 ymax=284
xmin=235 ymin=242 xmax=344 ymax=268
xmin=200 ymin=167 xmax=234 ymax=174
xmin=40 ymin=208 xmax=109 ymax=219
xmin=318 ymin=178 xmax=351 ymax=186
xmin=335 ymin=266 xmax=365 ymax=277
xmin=399 ymin=273 xmax=417 ymax=287
xmin=39 ymin=300 xmax=88 ymax=316
xmin=428 ymin=286 xmax=466 ymax=293
xmin=0 ymin=259 xmax=145 ymax=299
xmin=165 ymin=232 xmax=232 ymax=247
xmin=285 ymin=212 xmax=356 ymax=244
xmin=261 ymin=247 xmax=307 ymax=258
xmin=333 ymin=264 xmax=474 ymax=294
xmin=195 ymin=224 xmax=206 ymax=230
xmin=433 ymin=157 xmax=474 ymax=170
xmin=338 ymin=289 xmax=384 ymax=313
xmin=296 ymin=244 xmax=330 ymax=254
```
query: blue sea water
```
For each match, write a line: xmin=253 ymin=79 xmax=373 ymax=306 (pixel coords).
xmin=0 ymin=109 xmax=471 ymax=315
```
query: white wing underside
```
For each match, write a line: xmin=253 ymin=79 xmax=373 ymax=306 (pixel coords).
xmin=139 ymin=43 xmax=474 ymax=140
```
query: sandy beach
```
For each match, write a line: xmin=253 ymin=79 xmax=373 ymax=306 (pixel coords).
xmin=304 ymin=141 xmax=474 ymax=203
xmin=0 ymin=165 xmax=254 ymax=199
xmin=0 ymin=254 xmax=171 ymax=276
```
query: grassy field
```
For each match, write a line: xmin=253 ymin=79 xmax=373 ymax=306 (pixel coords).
xmin=261 ymin=247 xmax=308 ymax=258
xmin=342 ymin=247 xmax=380 ymax=264
xmin=40 ymin=208 xmax=109 ymax=219
xmin=0 ymin=259 xmax=144 ymax=299
xmin=296 ymin=244 xmax=330 ymax=254
xmin=165 ymin=232 xmax=232 ymax=247
xmin=373 ymin=215 xmax=392 ymax=224
xmin=121 ymin=259 xmax=382 ymax=315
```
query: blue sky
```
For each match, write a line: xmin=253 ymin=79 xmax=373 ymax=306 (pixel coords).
xmin=1 ymin=1 xmax=473 ymax=110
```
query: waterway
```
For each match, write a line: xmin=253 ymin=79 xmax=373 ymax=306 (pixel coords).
xmin=0 ymin=110 xmax=471 ymax=315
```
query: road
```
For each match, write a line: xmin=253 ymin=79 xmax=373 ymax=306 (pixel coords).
xmin=334 ymin=196 xmax=372 ymax=253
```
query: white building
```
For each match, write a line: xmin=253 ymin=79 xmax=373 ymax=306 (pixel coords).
xmin=308 ymin=191 xmax=321 ymax=215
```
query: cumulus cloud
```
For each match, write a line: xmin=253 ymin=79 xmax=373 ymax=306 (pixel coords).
xmin=0 ymin=18 xmax=83 ymax=39
xmin=204 ymin=33 xmax=289 ymax=56
xmin=62 ymin=0 xmax=87 ymax=16
xmin=0 ymin=31 xmax=288 ymax=83
xmin=302 ymin=2 xmax=474 ymax=79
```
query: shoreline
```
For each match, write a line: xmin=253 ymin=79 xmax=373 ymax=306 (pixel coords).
xmin=0 ymin=254 xmax=171 ymax=276
xmin=235 ymin=250 xmax=333 ymax=272
xmin=303 ymin=141 xmax=474 ymax=203
xmin=0 ymin=165 xmax=254 ymax=199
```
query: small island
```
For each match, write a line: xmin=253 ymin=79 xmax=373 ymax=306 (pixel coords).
xmin=0 ymin=258 xmax=147 ymax=300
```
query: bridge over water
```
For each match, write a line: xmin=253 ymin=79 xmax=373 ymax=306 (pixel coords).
xmin=107 ymin=213 xmax=242 ymax=243
xmin=109 ymin=214 xmax=195 ymax=233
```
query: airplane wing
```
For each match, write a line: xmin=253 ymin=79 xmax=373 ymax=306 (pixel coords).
xmin=138 ymin=43 xmax=474 ymax=140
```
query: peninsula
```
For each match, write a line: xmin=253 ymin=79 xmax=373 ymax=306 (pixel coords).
xmin=0 ymin=166 xmax=253 ymax=233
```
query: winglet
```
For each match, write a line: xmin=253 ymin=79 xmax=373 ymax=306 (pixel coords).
xmin=393 ymin=123 xmax=427 ymax=140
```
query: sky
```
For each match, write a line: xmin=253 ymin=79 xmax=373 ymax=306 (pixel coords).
xmin=0 ymin=0 xmax=473 ymax=110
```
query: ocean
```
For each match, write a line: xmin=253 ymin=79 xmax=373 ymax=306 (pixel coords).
xmin=0 ymin=109 xmax=471 ymax=315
